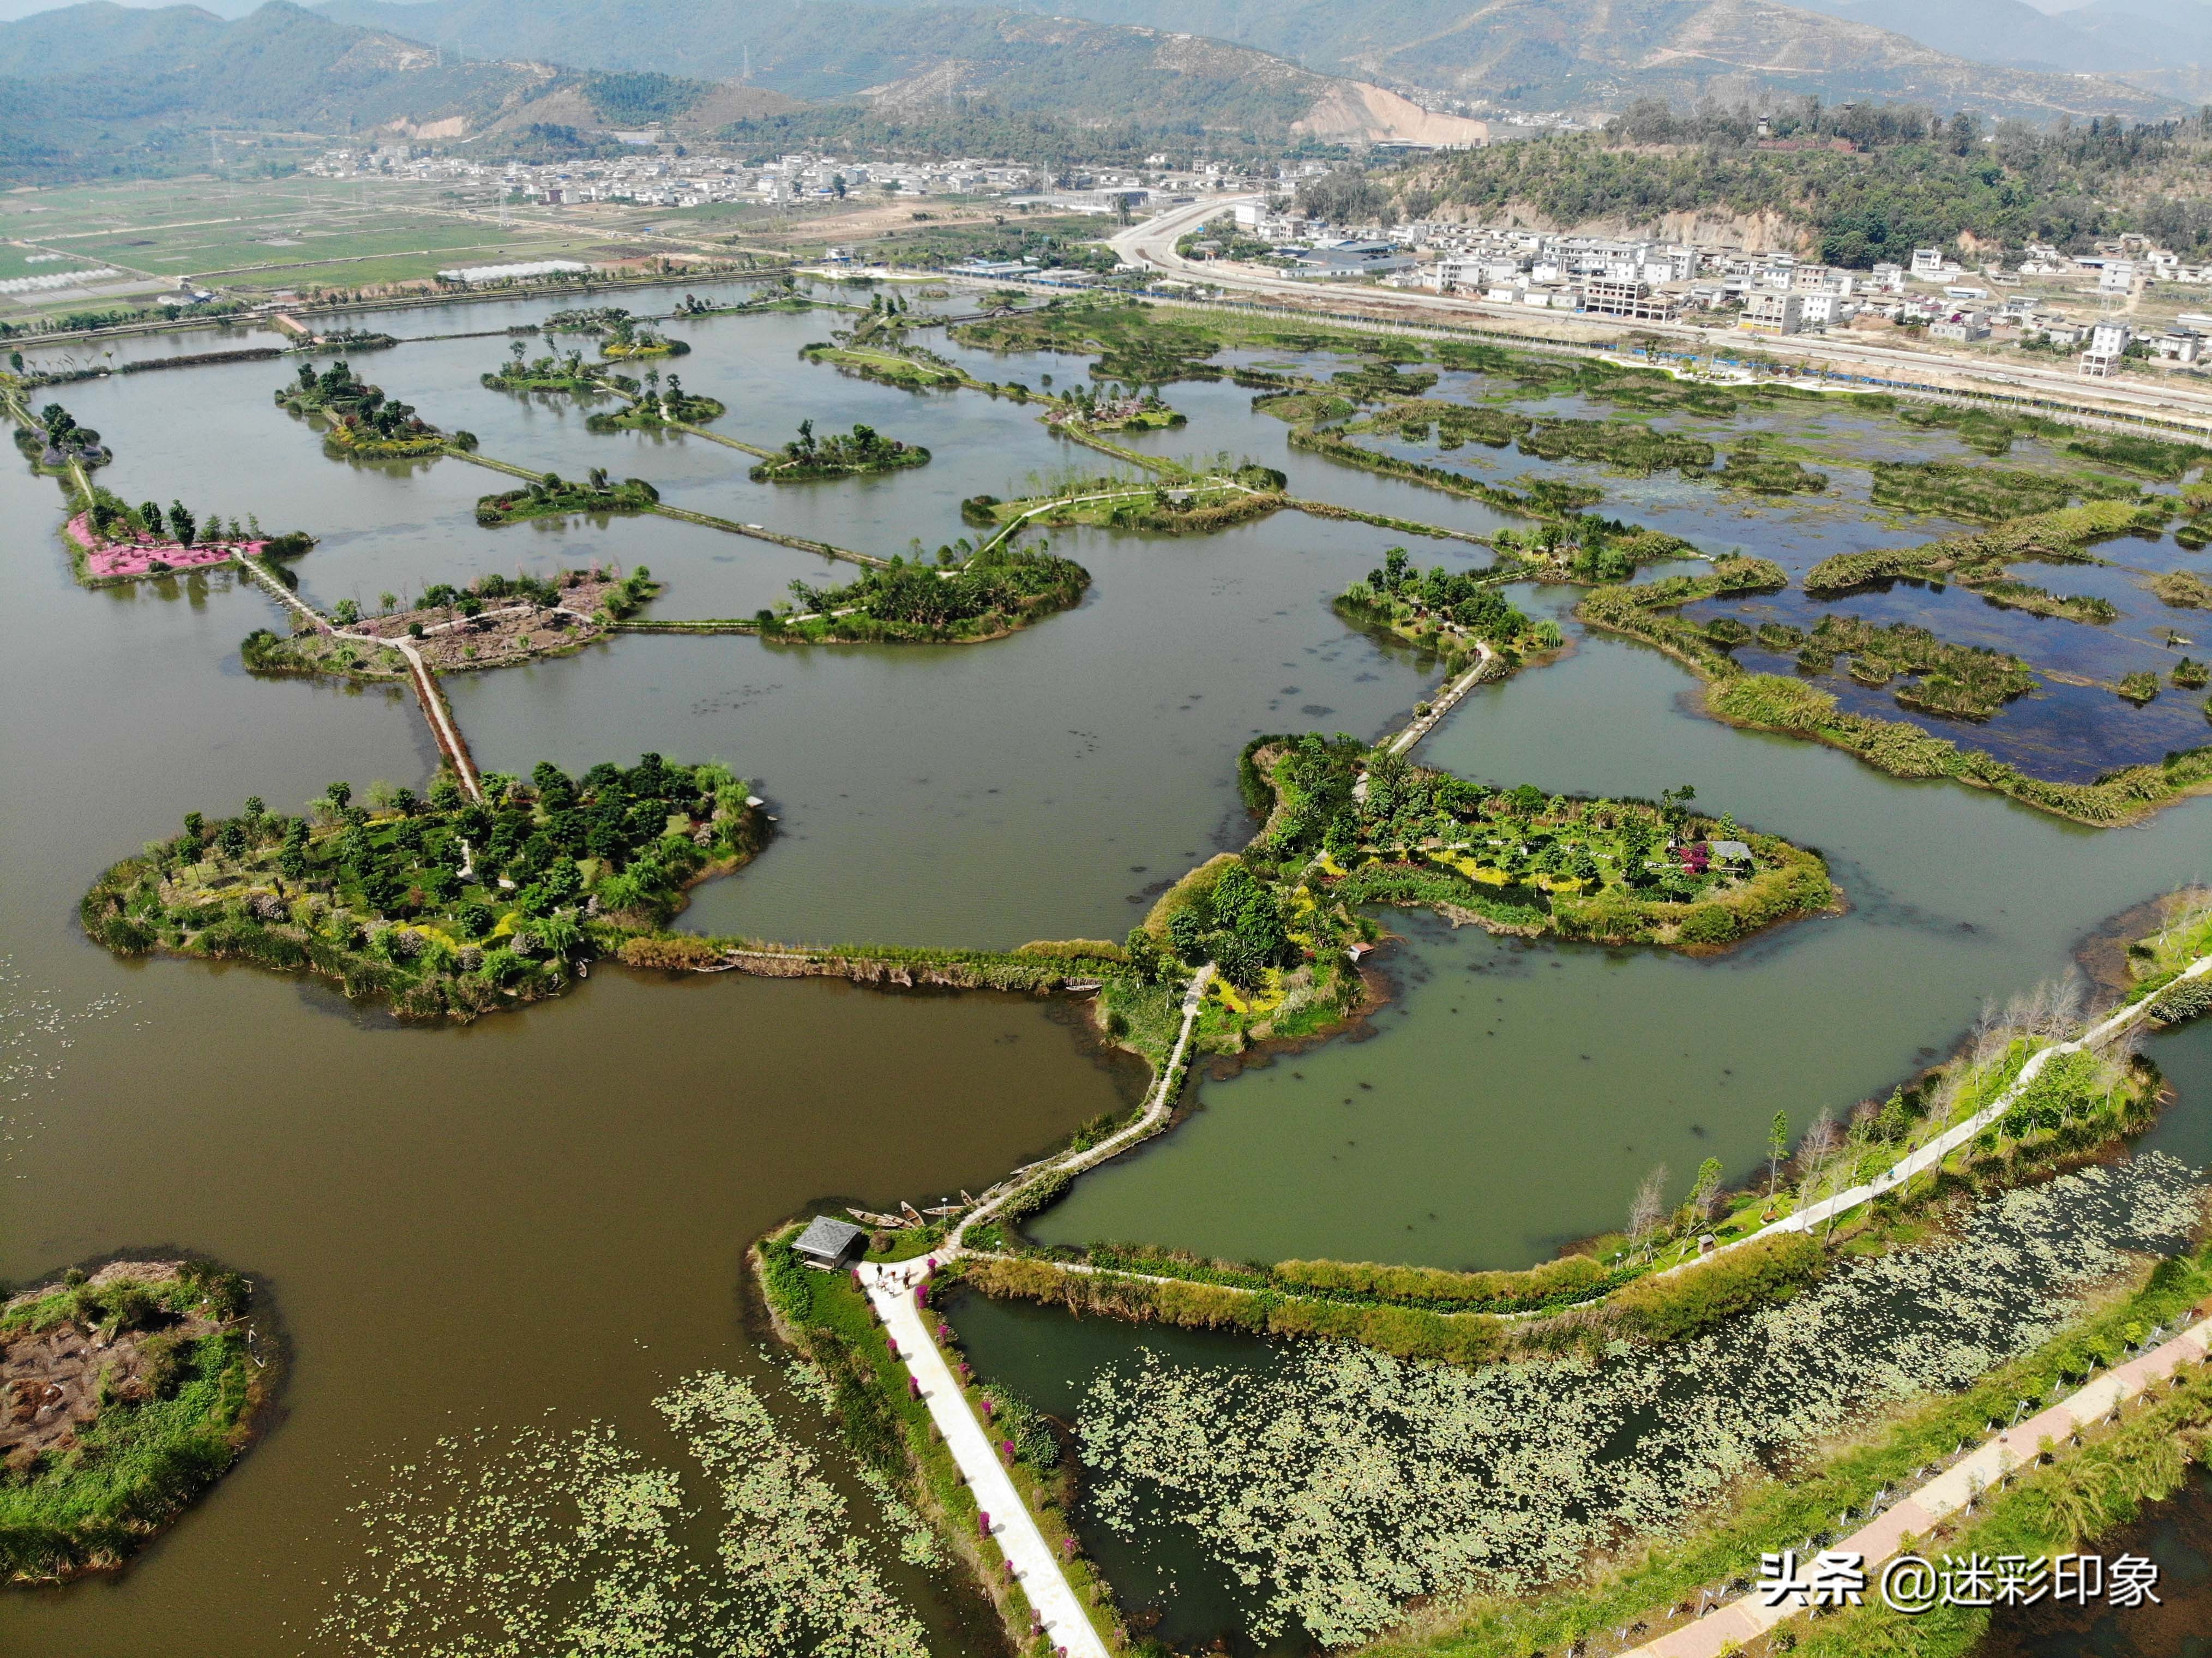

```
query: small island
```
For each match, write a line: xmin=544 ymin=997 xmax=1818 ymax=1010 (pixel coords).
xmin=66 ymin=485 xmax=311 ymax=584
xmin=474 ymin=466 xmax=659 ymax=526
xmin=243 ymin=565 xmax=655 ymax=678
xmin=674 ymin=281 xmax=824 ymax=317
xmin=598 ymin=317 xmax=689 ymax=361
xmin=746 ymin=419 xmax=928 ymax=482
xmin=1248 ymin=737 xmax=1837 ymax=958
xmin=585 ymin=371 xmax=726 ymax=432
xmin=13 ymin=399 xmax=110 ymax=473
xmin=481 ymin=340 xmax=604 ymax=395
xmin=1335 ymin=544 xmax=1562 ymax=664
xmin=2 ymin=1258 xmax=271 ymax=1583
xmin=543 ymin=306 xmax=634 ymax=336
xmin=1044 ymin=387 xmax=1186 ymax=434
xmin=80 ymin=755 xmax=771 ymax=1019
xmin=800 ymin=339 xmax=979 ymax=393
xmin=760 ymin=543 xmax=1086 ymax=643
xmin=961 ymin=464 xmax=1287 ymax=536
xmin=274 ymin=359 xmax=465 ymax=460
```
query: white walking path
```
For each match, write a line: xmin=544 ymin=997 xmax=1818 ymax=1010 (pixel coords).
xmin=851 ymin=966 xmax=1215 ymax=1658
xmin=1691 ymin=951 xmax=2212 ymax=1270
xmin=859 ymin=1259 xmax=1110 ymax=1658
xmin=1626 ymin=1309 xmax=2212 ymax=1658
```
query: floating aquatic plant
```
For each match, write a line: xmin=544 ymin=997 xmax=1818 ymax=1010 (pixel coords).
xmin=1077 ymin=1156 xmax=2205 ymax=1645
xmin=316 ymin=1369 xmax=930 ymax=1657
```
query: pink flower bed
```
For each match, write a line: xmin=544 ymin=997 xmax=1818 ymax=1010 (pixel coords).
xmin=67 ymin=513 xmax=266 ymax=579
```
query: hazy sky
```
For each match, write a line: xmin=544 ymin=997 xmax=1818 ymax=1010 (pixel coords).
xmin=0 ymin=0 xmax=2128 ymax=27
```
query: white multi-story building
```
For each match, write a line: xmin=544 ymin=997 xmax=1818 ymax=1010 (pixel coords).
xmin=1583 ymin=277 xmax=1680 ymax=321
xmin=1799 ymin=292 xmax=1857 ymax=328
xmin=2081 ymin=320 xmax=2132 ymax=378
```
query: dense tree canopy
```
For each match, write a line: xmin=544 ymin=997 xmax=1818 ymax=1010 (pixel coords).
xmin=1403 ymin=101 xmax=2212 ymax=264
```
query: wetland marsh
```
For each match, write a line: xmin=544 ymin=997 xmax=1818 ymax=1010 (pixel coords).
xmin=8 ymin=278 xmax=2212 ymax=1655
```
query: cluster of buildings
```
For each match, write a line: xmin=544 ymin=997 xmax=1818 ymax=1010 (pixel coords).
xmin=304 ymin=143 xmax=1278 ymax=214
xmin=1202 ymin=210 xmax=2209 ymax=379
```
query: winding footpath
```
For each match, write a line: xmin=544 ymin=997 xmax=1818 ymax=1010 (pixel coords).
xmin=853 ymin=966 xmax=1215 ymax=1658
xmin=1696 ymin=950 xmax=2212 ymax=1267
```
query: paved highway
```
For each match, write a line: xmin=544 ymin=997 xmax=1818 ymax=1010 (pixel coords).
xmin=1110 ymin=196 xmax=2212 ymax=432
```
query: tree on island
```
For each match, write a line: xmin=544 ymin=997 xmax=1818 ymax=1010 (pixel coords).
xmin=1687 ymin=1156 xmax=1724 ymax=1227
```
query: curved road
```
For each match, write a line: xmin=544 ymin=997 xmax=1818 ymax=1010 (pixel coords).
xmin=1109 ymin=196 xmax=2212 ymax=432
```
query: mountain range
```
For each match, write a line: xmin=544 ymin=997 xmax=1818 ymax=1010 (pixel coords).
xmin=312 ymin=0 xmax=2186 ymax=120
xmin=0 ymin=0 xmax=2194 ymax=185
xmin=1790 ymin=0 xmax=2212 ymax=102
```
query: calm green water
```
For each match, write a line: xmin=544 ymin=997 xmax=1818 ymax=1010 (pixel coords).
xmin=5 ymin=281 xmax=2209 ymax=1653
xmin=1038 ymin=629 xmax=2212 ymax=1267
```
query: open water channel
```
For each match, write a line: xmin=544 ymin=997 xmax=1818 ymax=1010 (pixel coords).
xmin=4 ymin=278 xmax=2210 ymax=1654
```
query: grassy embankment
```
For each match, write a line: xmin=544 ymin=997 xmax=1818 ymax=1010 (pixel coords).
xmin=1 ymin=1259 xmax=269 ymax=1584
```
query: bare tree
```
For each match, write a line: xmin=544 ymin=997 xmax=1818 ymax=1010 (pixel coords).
xmin=1795 ymin=1108 xmax=1840 ymax=1230
xmin=1630 ymin=1163 xmax=1669 ymax=1261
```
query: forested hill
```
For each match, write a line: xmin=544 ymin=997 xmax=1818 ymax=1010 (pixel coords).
xmin=1396 ymin=104 xmax=2212 ymax=268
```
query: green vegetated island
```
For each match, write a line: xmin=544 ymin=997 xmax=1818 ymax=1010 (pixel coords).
xmin=747 ymin=418 xmax=929 ymax=482
xmin=587 ymin=373 xmax=726 ymax=432
xmin=473 ymin=465 xmax=660 ymax=526
xmin=81 ymin=756 xmax=768 ymax=1019
xmin=11 ymin=397 xmax=110 ymax=475
xmin=274 ymin=358 xmax=474 ymax=460
xmin=540 ymin=304 xmax=691 ymax=361
xmin=2 ymin=1258 xmax=271 ymax=1584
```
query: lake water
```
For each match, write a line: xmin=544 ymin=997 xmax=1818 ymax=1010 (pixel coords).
xmin=5 ymin=278 xmax=2209 ymax=1655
